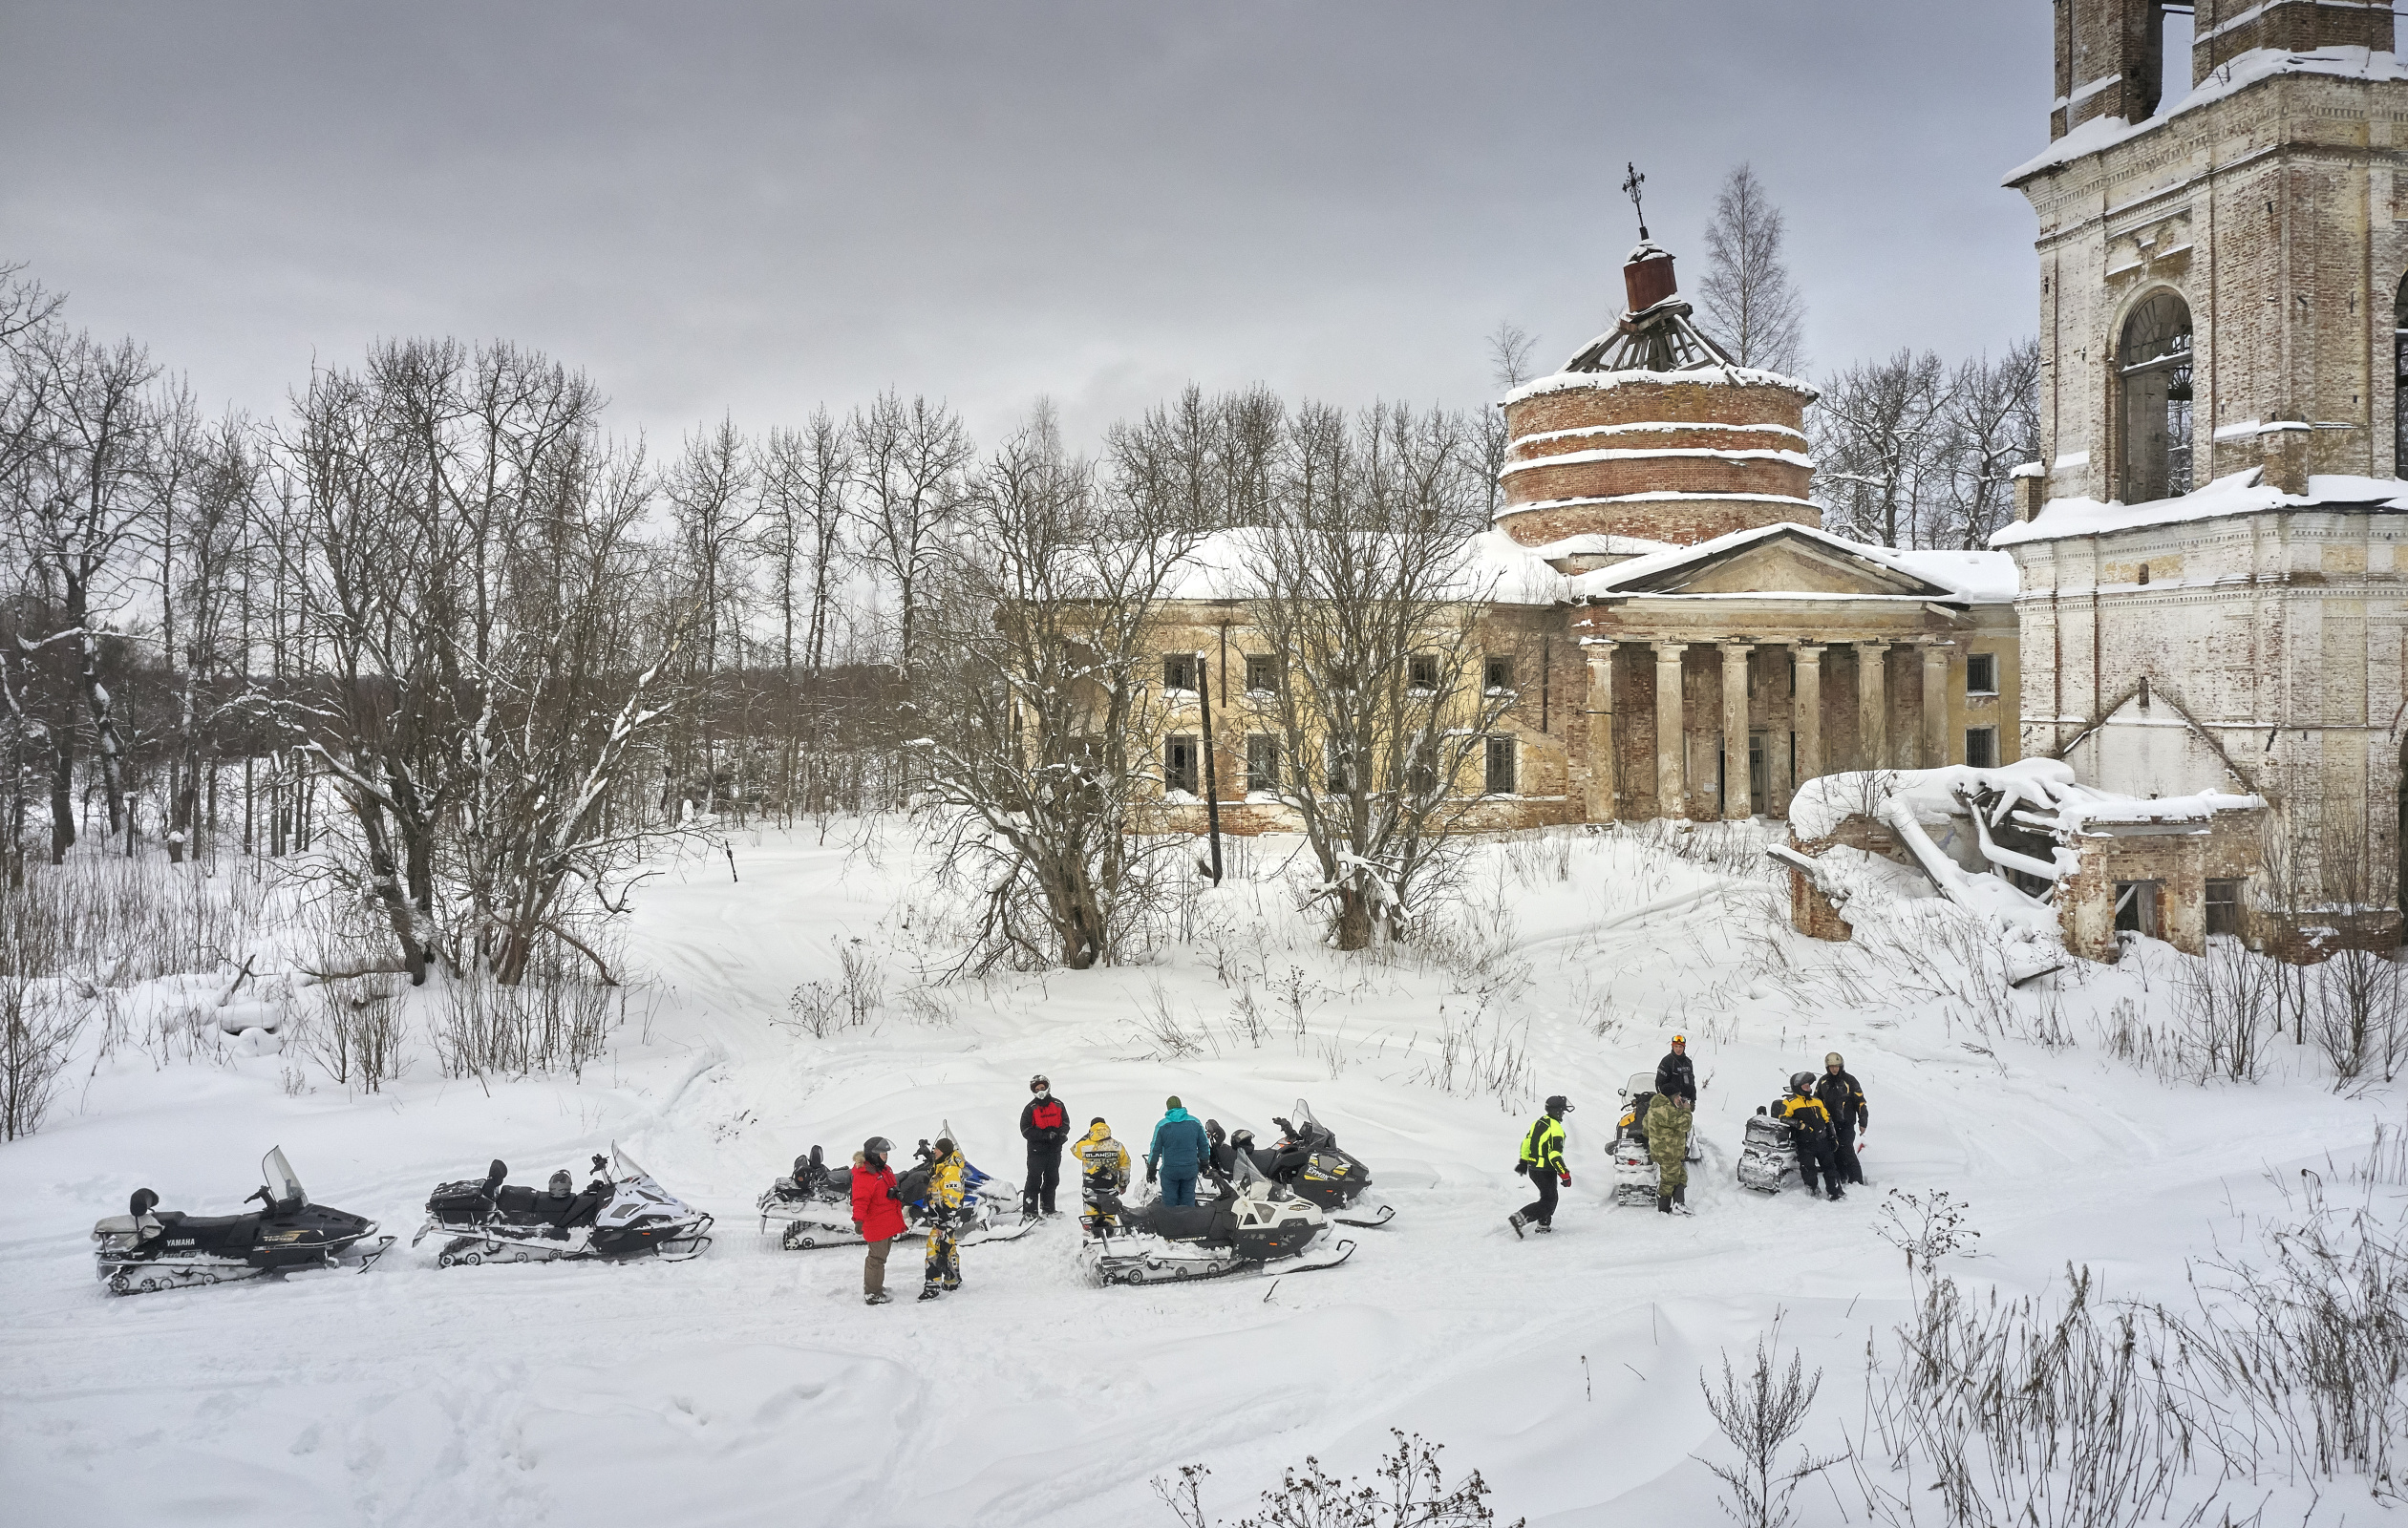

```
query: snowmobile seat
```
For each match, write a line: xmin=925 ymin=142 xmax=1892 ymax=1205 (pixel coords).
xmin=495 ymin=1185 xmax=544 ymax=1217
xmin=149 ymin=1210 xmax=264 ymax=1251
xmin=1140 ymin=1202 xmax=1225 ymax=1242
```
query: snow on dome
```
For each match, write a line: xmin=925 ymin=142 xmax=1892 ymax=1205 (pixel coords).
xmin=1990 ymin=468 xmax=2408 ymax=549
xmin=1502 ymin=364 xmax=1815 ymax=407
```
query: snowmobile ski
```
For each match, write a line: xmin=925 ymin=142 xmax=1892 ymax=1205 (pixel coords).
xmin=93 ymin=1147 xmax=387 ymax=1295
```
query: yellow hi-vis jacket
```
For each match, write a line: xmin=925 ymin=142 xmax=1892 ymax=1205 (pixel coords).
xmin=1519 ymin=1113 xmax=1566 ymax=1176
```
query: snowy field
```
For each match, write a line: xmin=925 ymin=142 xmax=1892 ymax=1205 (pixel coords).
xmin=3 ymin=821 xmax=2402 ymax=1526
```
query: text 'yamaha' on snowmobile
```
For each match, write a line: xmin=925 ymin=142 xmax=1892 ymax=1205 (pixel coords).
xmin=1610 ymin=1071 xmax=1704 ymax=1205
xmin=415 ymin=1146 xmax=712 ymax=1265
xmin=1080 ymin=1152 xmax=1354 ymax=1286
xmin=756 ymin=1120 xmax=1032 ymax=1251
xmin=1202 ymin=1097 xmax=1393 ymax=1228
xmin=92 ymin=1147 xmax=394 ymax=1295
xmin=1737 ymin=1107 xmax=1802 ymax=1195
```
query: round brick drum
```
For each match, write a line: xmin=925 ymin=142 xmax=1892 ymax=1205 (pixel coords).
xmin=1498 ymin=371 xmax=1818 ymax=547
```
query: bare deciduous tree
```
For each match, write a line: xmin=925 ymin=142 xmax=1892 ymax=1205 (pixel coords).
xmin=1813 ymin=349 xmax=1950 ymax=549
xmin=1699 ymin=164 xmax=1807 ymax=376
xmin=850 ymin=391 xmax=971 ymax=686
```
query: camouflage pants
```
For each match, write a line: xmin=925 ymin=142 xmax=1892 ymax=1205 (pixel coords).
xmin=1652 ymin=1146 xmax=1688 ymax=1197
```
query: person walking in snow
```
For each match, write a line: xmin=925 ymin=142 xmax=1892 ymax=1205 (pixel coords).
xmin=919 ymin=1136 xmax=968 ymax=1300
xmin=850 ymin=1136 xmax=907 ymax=1306
xmin=1775 ymin=1074 xmax=1844 ymax=1201
xmin=1019 ymin=1074 xmax=1071 ymax=1219
xmin=1509 ymin=1094 xmax=1574 ymax=1237
xmin=1655 ymin=1034 xmax=1697 ymax=1105
xmin=1072 ymin=1116 xmax=1131 ymax=1235
xmin=1645 ymin=1085 xmax=1694 ymax=1216
xmin=1146 ymin=1096 xmax=1211 ymax=1207
xmin=1814 ymin=1052 xmax=1868 ymax=1186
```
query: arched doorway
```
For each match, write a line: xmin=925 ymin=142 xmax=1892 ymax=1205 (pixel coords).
xmin=2120 ymin=290 xmax=2193 ymax=503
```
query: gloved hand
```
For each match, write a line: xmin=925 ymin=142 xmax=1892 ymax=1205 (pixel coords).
xmin=1513 ymin=1159 xmax=1528 ymax=1177
xmin=1559 ymin=1170 xmax=1571 ymax=1187
xmin=1145 ymin=1164 xmax=1158 ymax=1185
xmin=852 ymin=1221 xmax=863 ymax=1235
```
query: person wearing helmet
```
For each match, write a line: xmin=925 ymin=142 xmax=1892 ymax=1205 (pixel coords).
xmin=1019 ymin=1073 xmax=1071 ymax=1219
xmin=1654 ymin=1034 xmax=1697 ymax=1106
xmin=1813 ymin=1052 xmax=1869 ymax=1186
xmin=850 ymin=1136 xmax=907 ymax=1305
xmin=1774 ymin=1073 xmax=1843 ymax=1200
xmin=919 ymin=1136 xmax=968 ymax=1300
xmin=1509 ymin=1094 xmax=1574 ymax=1237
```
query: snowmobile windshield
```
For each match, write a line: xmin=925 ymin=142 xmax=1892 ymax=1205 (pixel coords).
xmin=262 ymin=1147 xmax=305 ymax=1209
xmin=612 ymin=1147 xmax=650 ymax=1183
xmin=1626 ymin=1072 xmax=1655 ymax=1096
xmin=1291 ymin=1099 xmax=1329 ymax=1136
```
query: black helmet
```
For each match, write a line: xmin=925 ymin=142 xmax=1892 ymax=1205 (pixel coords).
xmin=548 ymin=1170 xmax=572 ymax=1197
xmin=1545 ymin=1094 xmax=1573 ymax=1114
xmin=1030 ymin=1074 xmax=1050 ymax=1092
xmin=863 ymin=1135 xmax=892 ymax=1157
xmin=1789 ymin=1072 xmax=1817 ymax=1096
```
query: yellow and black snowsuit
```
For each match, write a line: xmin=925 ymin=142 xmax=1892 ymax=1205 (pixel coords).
xmin=1775 ymin=1093 xmax=1839 ymax=1193
xmin=1070 ymin=1122 xmax=1131 ymax=1234
xmin=1517 ymin=1111 xmax=1568 ymax=1227
xmin=923 ymin=1148 xmax=966 ymax=1291
xmin=1645 ymin=1090 xmax=1693 ymax=1198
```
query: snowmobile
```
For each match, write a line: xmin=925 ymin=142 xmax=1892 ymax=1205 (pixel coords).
xmin=92 ymin=1146 xmax=394 ymax=1295
xmin=1080 ymin=1152 xmax=1355 ymax=1286
xmin=754 ymin=1123 xmax=1033 ymax=1251
xmin=1737 ymin=1108 xmax=1802 ymax=1195
xmin=1610 ymin=1070 xmax=1705 ymax=1204
xmin=1199 ymin=1098 xmax=1393 ymax=1228
xmin=415 ymin=1146 xmax=713 ymax=1265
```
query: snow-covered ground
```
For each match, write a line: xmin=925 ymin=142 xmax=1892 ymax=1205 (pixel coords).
xmin=2 ymin=822 xmax=2400 ymax=1525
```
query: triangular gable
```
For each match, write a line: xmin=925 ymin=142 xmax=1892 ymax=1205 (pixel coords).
xmin=1609 ymin=526 xmax=1957 ymax=599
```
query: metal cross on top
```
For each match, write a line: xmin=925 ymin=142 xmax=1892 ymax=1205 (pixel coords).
xmin=1622 ymin=161 xmax=1650 ymax=241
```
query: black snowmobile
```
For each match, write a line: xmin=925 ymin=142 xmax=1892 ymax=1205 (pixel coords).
xmin=91 ymin=1146 xmax=393 ymax=1295
xmin=1080 ymin=1152 xmax=1354 ymax=1286
xmin=1201 ymin=1098 xmax=1392 ymax=1228
xmin=415 ymin=1146 xmax=713 ymax=1264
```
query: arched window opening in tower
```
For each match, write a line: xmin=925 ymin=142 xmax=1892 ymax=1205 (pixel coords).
xmin=2120 ymin=290 xmax=2193 ymax=503
xmin=2393 ymin=271 xmax=2408 ymax=475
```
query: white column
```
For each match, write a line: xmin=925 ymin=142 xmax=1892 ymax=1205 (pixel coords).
xmin=1654 ymin=642 xmax=1688 ymax=819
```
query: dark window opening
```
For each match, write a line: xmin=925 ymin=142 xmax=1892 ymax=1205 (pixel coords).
xmin=1747 ymin=732 xmax=1768 ymax=816
xmin=2120 ymin=290 xmax=2193 ymax=503
xmin=1483 ymin=655 xmax=1515 ymax=692
xmin=1163 ymin=654 xmax=1198 ymax=692
xmin=1966 ymin=727 xmax=1998 ymax=769
xmin=2114 ymin=880 xmax=2162 ymax=939
xmin=1164 ymin=734 xmax=1200 ymax=795
xmin=1245 ymin=734 xmax=1280 ymax=794
xmin=1483 ymin=735 xmax=1518 ymax=795
xmin=2138 ymin=563 xmax=2151 ymax=585
xmin=1967 ymin=652 xmax=1997 ymax=695
xmin=1245 ymin=654 xmax=1279 ymax=694
xmin=2206 ymin=877 xmax=2244 ymax=938
xmin=1409 ymin=652 xmax=1439 ymax=692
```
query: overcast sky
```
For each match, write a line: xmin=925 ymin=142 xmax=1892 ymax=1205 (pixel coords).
xmin=2 ymin=2 xmax=2058 ymax=452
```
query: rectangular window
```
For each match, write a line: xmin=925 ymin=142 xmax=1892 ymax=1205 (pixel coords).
xmin=1409 ymin=652 xmax=1440 ymax=692
xmin=1484 ymin=735 xmax=1518 ymax=795
xmin=1162 ymin=653 xmax=1197 ymax=692
xmin=1967 ymin=651 xmax=1998 ymax=695
xmin=2114 ymin=880 xmax=2161 ymax=938
xmin=1245 ymin=734 xmax=1280 ymax=794
xmin=1245 ymin=654 xmax=1279 ymax=694
xmin=1164 ymin=733 xmax=1199 ymax=796
xmin=1965 ymin=727 xmax=1998 ymax=769
xmin=2206 ymin=878 xmax=2244 ymax=938
xmin=1483 ymin=654 xmax=1515 ymax=692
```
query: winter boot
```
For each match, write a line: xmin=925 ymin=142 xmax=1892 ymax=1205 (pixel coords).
xmin=1656 ymin=1194 xmax=1673 ymax=1215
xmin=1826 ymin=1184 xmax=1845 ymax=1202
xmin=1532 ymin=1221 xmax=1553 ymax=1233
xmin=864 ymin=1291 xmax=893 ymax=1306
xmin=918 ymin=1284 xmax=943 ymax=1301
xmin=1673 ymin=1185 xmax=1693 ymax=1217
xmin=1507 ymin=1212 xmax=1526 ymax=1239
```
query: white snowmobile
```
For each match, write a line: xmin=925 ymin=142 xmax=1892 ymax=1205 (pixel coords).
xmin=1203 ymin=1098 xmax=1393 ymax=1229
xmin=1080 ymin=1152 xmax=1354 ymax=1286
xmin=415 ymin=1146 xmax=713 ymax=1265
xmin=1737 ymin=1106 xmax=1802 ymax=1194
xmin=92 ymin=1147 xmax=394 ymax=1295
xmin=1609 ymin=1070 xmax=1704 ymax=1204
xmin=755 ymin=1123 xmax=1033 ymax=1251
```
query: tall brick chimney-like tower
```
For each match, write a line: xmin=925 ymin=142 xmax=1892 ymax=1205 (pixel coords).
xmin=1496 ymin=240 xmax=1818 ymax=549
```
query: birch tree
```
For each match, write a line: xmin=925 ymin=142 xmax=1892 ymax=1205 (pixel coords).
xmin=1699 ymin=163 xmax=1808 ymax=375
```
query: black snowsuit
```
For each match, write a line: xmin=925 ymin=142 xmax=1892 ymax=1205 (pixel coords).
xmin=1020 ymin=1093 xmax=1071 ymax=1214
xmin=1814 ymin=1069 xmax=1868 ymax=1185
xmin=1654 ymin=1050 xmax=1696 ymax=1104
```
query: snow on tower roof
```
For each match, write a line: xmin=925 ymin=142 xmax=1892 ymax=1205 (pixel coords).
xmin=1502 ymin=364 xmax=1816 ymax=407
xmin=1990 ymin=468 xmax=2408 ymax=548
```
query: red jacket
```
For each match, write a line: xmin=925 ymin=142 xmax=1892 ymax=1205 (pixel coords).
xmin=851 ymin=1157 xmax=906 ymax=1242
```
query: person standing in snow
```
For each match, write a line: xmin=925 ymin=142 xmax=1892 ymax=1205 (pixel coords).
xmin=1775 ymin=1074 xmax=1844 ymax=1201
xmin=919 ymin=1136 xmax=968 ymax=1300
xmin=1072 ymin=1116 xmax=1131 ymax=1234
xmin=1813 ymin=1052 xmax=1868 ymax=1186
xmin=1645 ymin=1086 xmax=1694 ymax=1216
xmin=1019 ymin=1074 xmax=1071 ymax=1219
xmin=1146 ymin=1096 xmax=1210 ymax=1207
xmin=850 ymin=1136 xmax=906 ymax=1306
xmin=1655 ymin=1034 xmax=1697 ymax=1105
xmin=1509 ymin=1094 xmax=1574 ymax=1237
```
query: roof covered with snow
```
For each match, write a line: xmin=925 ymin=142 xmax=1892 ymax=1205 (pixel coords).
xmin=1990 ymin=468 xmax=2408 ymax=548
xmin=1502 ymin=364 xmax=1815 ymax=408
xmin=1159 ymin=528 xmax=1572 ymax=606
xmin=2004 ymin=47 xmax=2408 ymax=183
xmin=1567 ymin=520 xmax=2019 ymax=604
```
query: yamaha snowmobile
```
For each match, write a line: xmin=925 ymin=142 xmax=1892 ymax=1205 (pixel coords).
xmin=1737 ymin=1108 xmax=1802 ymax=1195
xmin=1202 ymin=1098 xmax=1393 ymax=1228
xmin=415 ymin=1146 xmax=713 ymax=1265
xmin=755 ymin=1122 xmax=1032 ymax=1251
xmin=1610 ymin=1070 xmax=1704 ymax=1204
xmin=1080 ymin=1153 xmax=1354 ymax=1286
xmin=92 ymin=1146 xmax=394 ymax=1295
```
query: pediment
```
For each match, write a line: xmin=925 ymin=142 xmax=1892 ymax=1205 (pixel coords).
xmin=1614 ymin=531 xmax=1953 ymax=598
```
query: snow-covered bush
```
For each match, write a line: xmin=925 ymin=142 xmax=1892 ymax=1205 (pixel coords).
xmin=431 ymin=957 xmax=615 ymax=1081
xmin=1153 ymin=1430 xmax=1521 ymax=1528
xmin=304 ymin=978 xmax=408 ymax=1093
xmin=1696 ymin=1327 xmax=1839 ymax=1528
